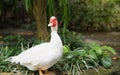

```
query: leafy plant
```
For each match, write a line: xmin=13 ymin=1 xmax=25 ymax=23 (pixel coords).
xmin=85 ymin=42 xmax=116 ymax=68
xmin=52 ymin=42 xmax=116 ymax=74
xmin=52 ymin=46 xmax=99 ymax=75
xmin=59 ymin=29 xmax=85 ymax=50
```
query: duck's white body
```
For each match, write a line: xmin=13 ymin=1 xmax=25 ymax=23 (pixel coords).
xmin=7 ymin=16 xmax=63 ymax=71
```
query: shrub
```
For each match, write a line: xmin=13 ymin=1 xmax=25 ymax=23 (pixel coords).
xmin=69 ymin=0 xmax=120 ymax=31
xmin=59 ymin=29 xmax=85 ymax=50
xmin=52 ymin=42 xmax=116 ymax=75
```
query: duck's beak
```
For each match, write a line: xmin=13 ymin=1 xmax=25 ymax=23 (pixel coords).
xmin=48 ymin=23 xmax=52 ymax=27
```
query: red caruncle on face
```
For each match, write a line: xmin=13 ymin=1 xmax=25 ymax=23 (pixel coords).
xmin=50 ymin=17 xmax=58 ymax=27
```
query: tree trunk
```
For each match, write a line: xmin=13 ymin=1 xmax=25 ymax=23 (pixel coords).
xmin=33 ymin=0 xmax=49 ymax=41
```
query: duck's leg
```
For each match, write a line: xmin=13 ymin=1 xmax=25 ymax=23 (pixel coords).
xmin=39 ymin=69 xmax=43 ymax=75
xmin=32 ymin=72 xmax=34 ymax=75
xmin=44 ymin=70 xmax=49 ymax=74
xmin=44 ymin=70 xmax=56 ymax=75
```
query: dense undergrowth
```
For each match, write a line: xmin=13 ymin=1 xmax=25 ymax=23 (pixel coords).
xmin=69 ymin=0 xmax=120 ymax=31
xmin=0 ymin=31 xmax=116 ymax=75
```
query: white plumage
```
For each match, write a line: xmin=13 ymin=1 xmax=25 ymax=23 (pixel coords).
xmin=7 ymin=16 xmax=63 ymax=73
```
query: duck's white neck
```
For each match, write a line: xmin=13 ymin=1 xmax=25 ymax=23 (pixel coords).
xmin=50 ymin=27 xmax=62 ymax=45
xmin=50 ymin=30 xmax=58 ymax=42
xmin=51 ymin=25 xmax=58 ymax=31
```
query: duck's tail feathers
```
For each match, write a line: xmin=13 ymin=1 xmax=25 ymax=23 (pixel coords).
xmin=5 ymin=56 xmax=20 ymax=64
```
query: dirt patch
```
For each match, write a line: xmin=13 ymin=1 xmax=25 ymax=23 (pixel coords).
xmin=0 ymin=28 xmax=34 ymax=36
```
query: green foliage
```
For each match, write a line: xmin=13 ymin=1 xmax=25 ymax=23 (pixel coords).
xmin=58 ymin=0 xmax=70 ymax=38
xmin=0 ymin=45 xmax=32 ymax=74
xmin=85 ymin=42 xmax=116 ymax=68
xmin=1 ymin=35 xmax=42 ymax=47
xmin=0 ymin=35 xmax=42 ymax=72
xmin=53 ymin=42 xmax=116 ymax=74
xmin=3 ymin=35 xmax=24 ymax=42
xmin=63 ymin=45 xmax=70 ymax=53
xmin=0 ymin=46 xmax=22 ymax=72
xmin=47 ymin=0 xmax=70 ymax=40
xmin=47 ymin=0 xmax=56 ymax=17
xmin=24 ymin=0 xmax=33 ymax=12
xmin=101 ymin=56 xmax=112 ymax=69
xmin=59 ymin=29 xmax=85 ymax=50
xmin=0 ymin=41 xmax=23 ymax=72
xmin=69 ymin=0 xmax=120 ymax=31
xmin=53 ymin=46 xmax=99 ymax=75
xmin=0 ymin=34 xmax=116 ymax=74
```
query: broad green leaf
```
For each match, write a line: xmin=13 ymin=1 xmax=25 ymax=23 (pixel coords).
xmin=24 ymin=0 xmax=29 ymax=11
xmin=93 ymin=46 xmax=102 ymax=55
xmin=66 ymin=50 xmax=83 ymax=59
xmin=101 ymin=56 xmax=112 ymax=69
xmin=63 ymin=45 xmax=70 ymax=53
xmin=88 ymin=50 xmax=98 ymax=59
xmin=76 ymin=49 xmax=86 ymax=56
xmin=101 ymin=46 xmax=116 ymax=54
xmin=66 ymin=52 xmax=74 ymax=59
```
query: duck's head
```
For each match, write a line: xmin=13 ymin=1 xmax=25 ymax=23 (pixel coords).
xmin=48 ymin=16 xmax=58 ymax=31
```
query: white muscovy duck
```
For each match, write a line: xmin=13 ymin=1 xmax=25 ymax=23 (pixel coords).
xmin=6 ymin=16 xmax=63 ymax=75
